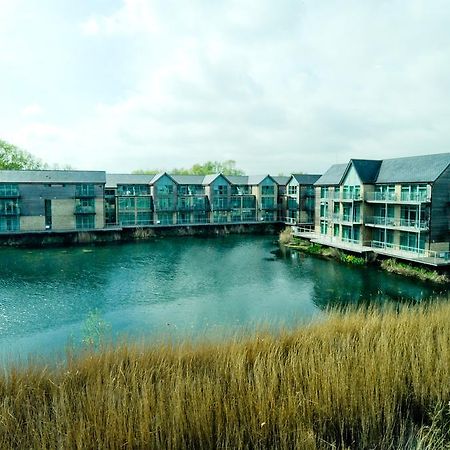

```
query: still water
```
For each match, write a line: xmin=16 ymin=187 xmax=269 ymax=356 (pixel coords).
xmin=0 ymin=235 xmax=445 ymax=362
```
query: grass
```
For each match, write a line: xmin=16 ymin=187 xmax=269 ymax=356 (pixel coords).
xmin=381 ymin=258 xmax=450 ymax=284
xmin=2 ymin=304 xmax=450 ymax=449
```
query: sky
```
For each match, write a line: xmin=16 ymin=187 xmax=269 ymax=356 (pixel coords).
xmin=0 ymin=0 xmax=449 ymax=175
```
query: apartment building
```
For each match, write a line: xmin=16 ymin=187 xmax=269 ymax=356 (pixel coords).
xmin=285 ymin=174 xmax=321 ymax=225
xmin=313 ymin=153 xmax=450 ymax=259
xmin=0 ymin=170 xmax=105 ymax=232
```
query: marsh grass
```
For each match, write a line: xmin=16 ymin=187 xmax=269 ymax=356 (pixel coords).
xmin=381 ymin=258 xmax=450 ymax=284
xmin=1 ymin=304 xmax=450 ymax=449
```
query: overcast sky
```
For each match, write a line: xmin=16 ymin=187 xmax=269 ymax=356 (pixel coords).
xmin=0 ymin=0 xmax=449 ymax=174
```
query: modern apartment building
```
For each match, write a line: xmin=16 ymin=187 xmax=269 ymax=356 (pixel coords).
xmin=0 ymin=170 xmax=105 ymax=232
xmin=312 ymin=153 xmax=450 ymax=262
xmin=285 ymin=174 xmax=321 ymax=225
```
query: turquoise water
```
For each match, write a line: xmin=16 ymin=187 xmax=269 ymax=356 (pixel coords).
xmin=0 ymin=236 xmax=445 ymax=362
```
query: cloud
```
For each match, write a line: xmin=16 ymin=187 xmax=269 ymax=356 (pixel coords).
xmin=21 ymin=104 xmax=44 ymax=117
xmin=2 ymin=0 xmax=450 ymax=174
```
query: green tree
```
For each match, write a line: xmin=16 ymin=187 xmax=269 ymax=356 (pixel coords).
xmin=133 ymin=160 xmax=245 ymax=176
xmin=0 ymin=139 xmax=46 ymax=170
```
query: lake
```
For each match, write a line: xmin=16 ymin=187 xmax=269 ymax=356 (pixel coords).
xmin=0 ymin=235 xmax=445 ymax=362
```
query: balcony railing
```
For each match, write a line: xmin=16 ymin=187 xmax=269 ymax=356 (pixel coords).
xmin=75 ymin=205 xmax=96 ymax=214
xmin=332 ymin=213 xmax=361 ymax=223
xmin=0 ymin=207 xmax=20 ymax=215
xmin=365 ymin=192 xmax=430 ymax=203
xmin=366 ymin=216 xmax=428 ymax=230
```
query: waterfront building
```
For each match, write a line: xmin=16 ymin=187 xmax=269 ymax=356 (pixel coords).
xmin=309 ymin=153 xmax=450 ymax=264
xmin=105 ymin=174 xmax=154 ymax=227
xmin=285 ymin=174 xmax=321 ymax=225
xmin=0 ymin=170 xmax=105 ymax=232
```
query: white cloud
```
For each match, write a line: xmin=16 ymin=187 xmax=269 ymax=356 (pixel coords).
xmin=21 ymin=104 xmax=44 ymax=117
xmin=3 ymin=0 xmax=450 ymax=174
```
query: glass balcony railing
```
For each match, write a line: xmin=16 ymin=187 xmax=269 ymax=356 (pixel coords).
xmin=366 ymin=216 xmax=428 ymax=229
xmin=366 ymin=192 xmax=430 ymax=203
xmin=75 ymin=205 xmax=96 ymax=214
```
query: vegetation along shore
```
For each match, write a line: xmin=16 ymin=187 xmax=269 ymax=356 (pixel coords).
xmin=279 ymin=227 xmax=450 ymax=284
xmin=1 ymin=303 xmax=450 ymax=449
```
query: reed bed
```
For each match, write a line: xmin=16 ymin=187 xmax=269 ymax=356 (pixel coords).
xmin=1 ymin=303 xmax=450 ymax=449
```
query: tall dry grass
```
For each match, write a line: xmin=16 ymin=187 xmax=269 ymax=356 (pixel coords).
xmin=1 ymin=303 xmax=450 ymax=449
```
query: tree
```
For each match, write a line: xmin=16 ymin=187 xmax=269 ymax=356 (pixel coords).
xmin=133 ymin=160 xmax=245 ymax=176
xmin=0 ymin=139 xmax=46 ymax=170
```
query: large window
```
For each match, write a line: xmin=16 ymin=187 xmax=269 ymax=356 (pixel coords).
xmin=261 ymin=197 xmax=275 ymax=209
xmin=76 ymin=215 xmax=94 ymax=229
xmin=261 ymin=185 xmax=275 ymax=195
xmin=156 ymin=185 xmax=174 ymax=195
xmin=75 ymin=184 xmax=95 ymax=197
xmin=117 ymin=185 xmax=150 ymax=196
xmin=0 ymin=199 xmax=20 ymax=215
xmin=0 ymin=216 xmax=19 ymax=231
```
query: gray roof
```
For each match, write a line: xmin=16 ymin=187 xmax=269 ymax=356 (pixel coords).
xmin=170 ymin=174 xmax=205 ymax=185
xmin=202 ymin=174 xmax=232 ymax=185
xmin=291 ymin=174 xmax=321 ymax=185
xmin=272 ymin=176 xmax=291 ymax=186
xmin=376 ymin=153 xmax=450 ymax=183
xmin=106 ymin=173 xmax=156 ymax=188
xmin=314 ymin=164 xmax=347 ymax=186
xmin=348 ymin=160 xmax=382 ymax=183
xmin=226 ymin=175 xmax=249 ymax=185
xmin=0 ymin=169 xmax=106 ymax=184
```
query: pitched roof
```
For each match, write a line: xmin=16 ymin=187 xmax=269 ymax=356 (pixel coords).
xmin=150 ymin=172 xmax=177 ymax=184
xmin=170 ymin=175 xmax=206 ymax=185
xmin=272 ymin=176 xmax=291 ymax=186
xmin=376 ymin=153 xmax=450 ymax=183
xmin=0 ymin=170 xmax=106 ymax=184
xmin=106 ymin=173 xmax=156 ymax=188
xmin=348 ymin=160 xmax=382 ymax=183
xmin=291 ymin=174 xmax=321 ymax=185
xmin=202 ymin=174 xmax=232 ymax=185
xmin=314 ymin=164 xmax=347 ymax=186
xmin=226 ymin=175 xmax=249 ymax=185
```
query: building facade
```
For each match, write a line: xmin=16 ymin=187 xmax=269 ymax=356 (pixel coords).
xmin=0 ymin=170 xmax=105 ymax=232
xmin=313 ymin=153 xmax=450 ymax=259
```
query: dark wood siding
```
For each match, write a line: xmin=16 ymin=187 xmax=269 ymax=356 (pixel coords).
xmin=430 ymin=165 xmax=450 ymax=243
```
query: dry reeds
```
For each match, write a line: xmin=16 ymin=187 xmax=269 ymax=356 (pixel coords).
xmin=1 ymin=303 xmax=450 ymax=449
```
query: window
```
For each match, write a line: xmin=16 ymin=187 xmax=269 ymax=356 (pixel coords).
xmin=213 ymin=197 xmax=228 ymax=209
xmin=0 ymin=184 xmax=19 ymax=197
xmin=320 ymin=220 xmax=328 ymax=235
xmin=0 ymin=216 xmax=19 ymax=231
xmin=320 ymin=203 xmax=328 ymax=218
xmin=213 ymin=185 xmax=228 ymax=196
xmin=287 ymin=185 xmax=297 ymax=195
xmin=76 ymin=215 xmax=94 ymax=229
xmin=117 ymin=185 xmax=150 ymax=196
xmin=0 ymin=199 xmax=20 ymax=215
xmin=155 ymin=198 xmax=174 ymax=210
xmin=261 ymin=185 xmax=275 ymax=195
xmin=213 ymin=211 xmax=228 ymax=223
xmin=118 ymin=198 xmax=135 ymax=210
xmin=320 ymin=187 xmax=328 ymax=199
xmin=75 ymin=184 xmax=95 ymax=197
xmin=75 ymin=198 xmax=95 ymax=214
xmin=156 ymin=185 xmax=174 ymax=195
xmin=261 ymin=197 xmax=275 ymax=209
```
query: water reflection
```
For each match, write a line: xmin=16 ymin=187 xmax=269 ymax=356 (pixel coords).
xmin=0 ymin=236 xmax=445 ymax=362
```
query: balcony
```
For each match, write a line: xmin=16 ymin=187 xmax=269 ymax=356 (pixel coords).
xmin=365 ymin=192 xmax=430 ymax=203
xmin=365 ymin=216 xmax=429 ymax=230
xmin=0 ymin=207 xmax=20 ymax=215
xmin=75 ymin=205 xmax=96 ymax=214
xmin=332 ymin=213 xmax=361 ymax=224
xmin=75 ymin=191 xmax=96 ymax=198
